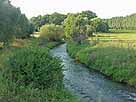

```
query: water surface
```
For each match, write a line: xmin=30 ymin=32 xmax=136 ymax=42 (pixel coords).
xmin=51 ymin=44 xmax=136 ymax=102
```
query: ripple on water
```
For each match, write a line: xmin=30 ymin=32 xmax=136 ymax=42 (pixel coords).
xmin=51 ymin=44 xmax=136 ymax=102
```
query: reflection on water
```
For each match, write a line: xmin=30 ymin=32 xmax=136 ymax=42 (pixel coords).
xmin=51 ymin=44 xmax=136 ymax=102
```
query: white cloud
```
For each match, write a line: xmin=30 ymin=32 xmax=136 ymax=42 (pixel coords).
xmin=11 ymin=0 xmax=136 ymax=18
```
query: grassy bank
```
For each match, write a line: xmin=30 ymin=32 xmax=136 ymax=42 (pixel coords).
xmin=67 ymin=32 xmax=136 ymax=87
xmin=0 ymin=38 xmax=78 ymax=102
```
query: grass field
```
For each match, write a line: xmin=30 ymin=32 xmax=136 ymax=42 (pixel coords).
xmin=89 ymin=31 xmax=136 ymax=48
xmin=92 ymin=33 xmax=136 ymax=41
xmin=109 ymin=29 xmax=136 ymax=33
xmin=67 ymin=31 xmax=136 ymax=87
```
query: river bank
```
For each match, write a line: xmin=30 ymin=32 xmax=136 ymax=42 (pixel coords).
xmin=0 ymin=38 xmax=77 ymax=102
xmin=51 ymin=44 xmax=136 ymax=102
xmin=66 ymin=41 xmax=136 ymax=87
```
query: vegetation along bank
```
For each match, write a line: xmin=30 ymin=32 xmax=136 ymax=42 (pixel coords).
xmin=0 ymin=0 xmax=78 ymax=101
xmin=63 ymin=10 xmax=136 ymax=87
xmin=66 ymin=32 xmax=136 ymax=87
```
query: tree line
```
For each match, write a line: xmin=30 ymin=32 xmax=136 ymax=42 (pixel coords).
xmin=64 ymin=11 xmax=109 ymax=44
xmin=0 ymin=0 xmax=34 ymax=46
xmin=30 ymin=12 xmax=67 ymax=31
xmin=105 ymin=13 xmax=136 ymax=30
xmin=38 ymin=11 xmax=109 ymax=44
xmin=30 ymin=11 xmax=109 ymax=33
xmin=0 ymin=0 xmax=109 ymax=46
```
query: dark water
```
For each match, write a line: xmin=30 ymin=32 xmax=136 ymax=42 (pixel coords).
xmin=51 ymin=44 xmax=136 ymax=102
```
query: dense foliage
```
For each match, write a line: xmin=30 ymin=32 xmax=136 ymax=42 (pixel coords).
xmin=0 ymin=0 xmax=33 ymax=45
xmin=5 ymin=46 xmax=63 ymax=89
xmin=96 ymin=21 xmax=109 ymax=32
xmin=105 ymin=13 xmax=136 ymax=30
xmin=30 ymin=13 xmax=67 ymax=31
xmin=0 ymin=38 xmax=78 ymax=102
xmin=40 ymin=24 xmax=64 ymax=41
xmin=64 ymin=11 xmax=109 ymax=43
xmin=31 ymin=10 xmax=109 ymax=35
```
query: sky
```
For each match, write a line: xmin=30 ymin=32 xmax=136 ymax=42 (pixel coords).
xmin=11 ymin=0 xmax=136 ymax=19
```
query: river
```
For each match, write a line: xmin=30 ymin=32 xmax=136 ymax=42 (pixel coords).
xmin=51 ymin=44 xmax=136 ymax=102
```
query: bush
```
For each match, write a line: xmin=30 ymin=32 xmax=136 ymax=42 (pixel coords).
xmin=67 ymin=41 xmax=89 ymax=58
xmin=40 ymin=24 xmax=64 ymax=41
xmin=0 ymin=40 xmax=78 ymax=102
xmin=5 ymin=46 xmax=63 ymax=89
xmin=0 ymin=72 xmax=78 ymax=102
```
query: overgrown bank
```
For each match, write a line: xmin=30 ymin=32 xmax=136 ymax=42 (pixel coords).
xmin=67 ymin=40 xmax=136 ymax=87
xmin=0 ymin=38 xmax=77 ymax=102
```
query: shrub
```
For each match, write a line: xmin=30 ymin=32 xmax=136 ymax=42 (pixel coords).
xmin=0 ymin=72 xmax=78 ymax=102
xmin=40 ymin=24 xmax=64 ymax=41
xmin=76 ymin=48 xmax=90 ymax=65
xmin=5 ymin=46 xmax=63 ymax=89
xmin=67 ymin=41 xmax=89 ymax=58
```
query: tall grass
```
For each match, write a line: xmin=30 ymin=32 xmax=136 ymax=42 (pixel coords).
xmin=0 ymin=38 xmax=78 ymax=102
xmin=67 ymin=33 xmax=136 ymax=87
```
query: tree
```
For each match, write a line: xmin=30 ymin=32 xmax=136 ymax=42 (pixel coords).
xmin=30 ymin=15 xmax=42 ymax=31
xmin=86 ymin=18 xmax=101 ymax=36
xmin=105 ymin=13 xmax=136 ymax=30
xmin=29 ymin=23 xmax=35 ymax=34
xmin=49 ymin=12 xmax=67 ymax=25
xmin=64 ymin=14 xmax=88 ymax=43
xmin=40 ymin=24 xmax=64 ymax=41
xmin=64 ymin=11 xmax=102 ymax=43
xmin=80 ymin=10 xmax=97 ymax=20
xmin=0 ymin=0 xmax=33 ymax=46
xmin=64 ymin=14 xmax=77 ymax=40
xmin=30 ymin=13 xmax=67 ymax=31
xmin=0 ymin=0 xmax=18 ymax=45
xmin=97 ymin=22 xmax=109 ymax=32
xmin=15 ymin=14 xmax=32 ymax=38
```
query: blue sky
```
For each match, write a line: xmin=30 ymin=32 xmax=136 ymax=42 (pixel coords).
xmin=11 ymin=0 xmax=136 ymax=18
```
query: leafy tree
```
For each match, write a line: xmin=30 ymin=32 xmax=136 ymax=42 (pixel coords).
xmin=86 ymin=25 xmax=95 ymax=36
xmin=0 ymin=0 xmax=33 ymax=46
xmin=73 ymin=15 xmax=88 ymax=43
xmin=29 ymin=23 xmax=35 ymax=34
xmin=49 ymin=12 xmax=67 ymax=25
xmin=86 ymin=18 xmax=101 ymax=36
xmin=64 ymin=14 xmax=77 ymax=40
xmin=97 ymin=22 xmax=109 ymax=32
xmin=15 ymin=14 xmax=32 ymax=38
xmin=30 ymin=15 xmax=42 ymax=31
xmin=0 ymin=0 xmax=17 ymax=44
xmin=80 ymin=10 xmax=97 ymax=20
xmin=64 ymin=14 xmax=88 ymax=43
xmin=86 ymin=18 xmax=109 ymax=36
xmin=105 ymin=13 xmax=136 ymax=30
xmin=64 ymin=12 xmax=102 ymax=43
xmin=40 ymin=14 xmax=50 ymax=26
xmin=40 ymin=24 xmax=64 ymax=41
xmin=30 ymin=13 xmax=67 ymax=31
